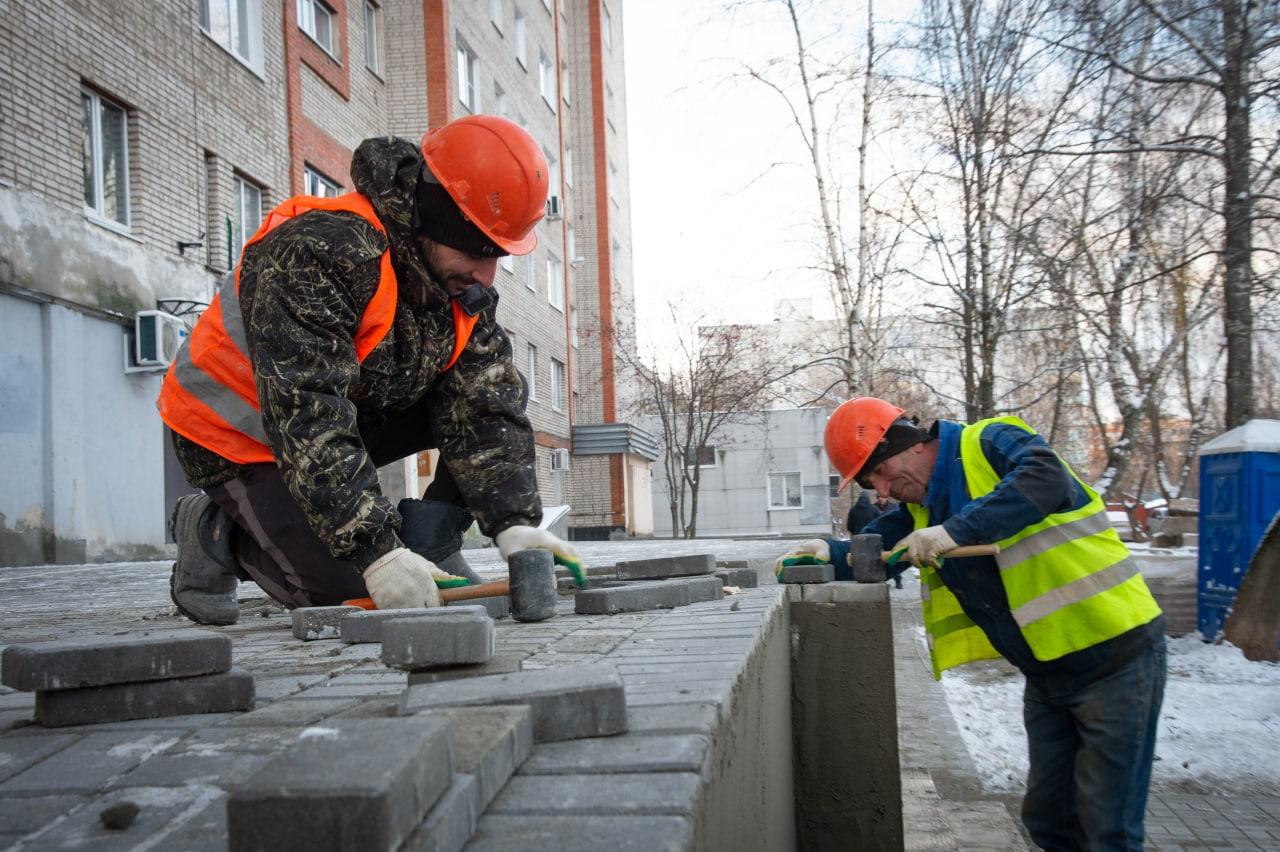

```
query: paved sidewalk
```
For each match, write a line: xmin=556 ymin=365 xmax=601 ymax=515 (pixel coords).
xmin=889 ymin=584 xmax=1280 ymax=851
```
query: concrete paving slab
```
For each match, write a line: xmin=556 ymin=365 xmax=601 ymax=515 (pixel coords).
xmin=487 ymin=772 xmax=701 ymax=816
xmin=0 ymin=731 xmax=179 ymax=794
xmin=400 ymin=662 xmax=627 ymax=743
xmin=380 ymin=613 xmax=495 ymax=671
xmin=339 ymin=605 xmax=491 ymax=644
xmin=0 ymin=732 xmax=77 ymax=782
xmin=625 ymin=702 xmax=721 ymax=736
xmin=614 ymin=554 xmax=716 ymax=581
xmin=14 ymin=784 xmax=225 ymax=852
xmin=467 ymin=814 xmax=691 ymax=852
xmin=34 ymin=668 xmax=255 ymax=727
xmin=434 ymin=705 xmax=533 ymax=809
xmin=520 ymin=733 xmax=709 ymax=775
xmin=406 ymin=652 xmax=525 ymax=685
xmin=227 ymin=717 xmax=452 ymax=852
xmin=290 ymin=605 xmax=361 ymax=641
xmin=779 ymin=563 xmax=835 ymax=584
xmin=400 ymin=773 xmax=479 ymax=852
xmin=575 ymin=576 xmax=723 ymax=615
xmin=1 ymin=630 xmax=231 ymax=691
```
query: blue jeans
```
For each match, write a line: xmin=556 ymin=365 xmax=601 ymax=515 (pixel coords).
xmin=1021 ymin=638 xmax=1166 ymax=851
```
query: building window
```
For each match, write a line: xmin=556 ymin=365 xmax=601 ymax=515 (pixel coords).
xmin=490 ymin=0 xmax=503 ymax=32
xmin=564 ymin=144 xmax=573 ymax=187
xmin=546 ymin=151 xmax=560 ymax=208
xmin=297 ymin=0 xmax=337 ymax=57
xmin=526 ymin=343 xmax=538 ymax=400
xmin=514 ymin=11 xmax=526 ymax=68
xmin=608 ymin=159 xmax=618 ymax=206
xmin=456 ymin=37 xmax=479 ymax=112
xmin=538 ymin=49 xmax=557 ymax=110
xmin=543 ymin=0 xmax=553 ymax=12
xmin=547 ymin=253 xmax=564 ymax=310
xmin=364 ymin=1 xmax=381 ymax=74
xmin=494 ymin=82 xmax=507 ymax=117
xmin=81 ymin=88 xmax=130 ymax=228
xmin=570 ymin=306 xmax=579 ymax=348
xmin=828 ymin=474 xmax=842 ymax=498
xmin=561 ymin=61 xmax=571 ymax=105
xmin=685 ymin=446 xmax=716 ymax=468
xmin=524 ymin=253 xmax=536 ymax=291
xmin=232 ymin=175 xmax=263 ymax=268
xmin=602 ymin=3 xmax=612 ymax=51
xmin=304 ymin=165 xmax=340 ymax=198
xmin=500 ymin=253 xmax=514 ymax=273
xmin=611 ymin=238 xmax=621 ymax=282
xmin=199 ymin=0 xmax=261 ymax=69
xmin=551 ymin=358 xmax=566 ymax=410
xmin=768 ymin=472 xmax=803 ymax=509
xmin=567 ymin=222 xmax=577 ymax=261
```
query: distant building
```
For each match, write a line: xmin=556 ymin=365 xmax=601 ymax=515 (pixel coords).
xmin=0 ymin=0 xmax=649 ymax=565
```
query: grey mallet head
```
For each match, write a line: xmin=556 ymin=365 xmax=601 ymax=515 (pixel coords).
xmin=849 ymin=534 xmax=886 ymax=583
xmin=508 ymin=548 xmax=557 ymax=622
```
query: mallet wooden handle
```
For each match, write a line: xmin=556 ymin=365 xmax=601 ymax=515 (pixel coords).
xmin=883 ymin=543 xmax=1000 ymax=563
xmin=343 ymin=580 xmax=512 ymax=611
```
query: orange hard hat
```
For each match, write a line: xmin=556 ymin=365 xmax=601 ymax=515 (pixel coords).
xmin=420 ymin=115 xmax=549 ymax=255
xmin=825 ymin=397 xmax=906 ymax=493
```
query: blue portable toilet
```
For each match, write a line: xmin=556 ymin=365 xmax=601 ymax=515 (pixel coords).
xmin=1197 ymin=419 xmax=1280 ymax=639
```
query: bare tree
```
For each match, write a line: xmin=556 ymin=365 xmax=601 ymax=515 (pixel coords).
xmin=1062 ymin=0 xmax=1280 ymax=428
xmin=621 ymin=303 xmax=794 ymax=538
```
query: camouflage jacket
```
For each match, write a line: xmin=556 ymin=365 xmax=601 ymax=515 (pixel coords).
xmin=174 ymin=137 xmax=541 ymax=569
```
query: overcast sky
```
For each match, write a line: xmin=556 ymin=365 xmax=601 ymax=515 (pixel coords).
xmin=621 ymin=1 xmax=846 ymax=353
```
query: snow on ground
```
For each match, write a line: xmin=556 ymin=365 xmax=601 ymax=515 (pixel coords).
xmin=940 ymin=630 xmax=1280 ymax=795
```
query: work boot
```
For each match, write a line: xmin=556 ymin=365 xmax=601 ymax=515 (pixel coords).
xmin=398 ymin=498 xmax=483 ymax=584
xmin=169 ymin=493 xmax=240 ymax=625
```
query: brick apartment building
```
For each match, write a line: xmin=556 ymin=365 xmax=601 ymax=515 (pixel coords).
xmin=0 ymin=0 xmax=654 ymax=566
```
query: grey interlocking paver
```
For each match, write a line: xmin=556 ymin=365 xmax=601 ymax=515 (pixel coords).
xmin=487 ymin=772 xmax=701 ymax=816
xmin=614 ymin=554 xmax=716 ymax=581
xmin=0 ymin=732 xmax=77 ymax=782
xmin=381 ymin=613 xmax=495 ymax=670
xmin=406 ymin=652 xmax=525 ymax=685
xmin=0 ymin=731 xmax=179 ymax=794
xmin=778 ymin=563 xmax=834 ymax=584
xmin=35 ymin=668 xmax=255 ymax=727
xmin=401 ymin=662 xmax=627 ymax=743
xmin=520 ymin=733 xmax=709 ymax=775
xmin=2 ymin=630 xmax=231 ymax=691
xmin=401 ymin=773 xmax=479 ymax=852
xmin=715 ymin=567 xmax=759 ymax=588
xmin=435 ymin=705 xmax=533 ymax=809
xmin=467 ymin=814 xmax=692 ymax=852
xmin=625 ymin=702 xmax=721 ymax=735
xmin=290 ymin=605 xmax=361 ymax=641
xmin=575 ymin=576 xmax=723 ymax=615
xmin=14 ymin=784 xmax=226 ymax=852
xmin=227 ymin=717 xmax=452 ymax=852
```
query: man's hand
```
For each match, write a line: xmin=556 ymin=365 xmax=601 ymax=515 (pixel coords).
xmin=774 ymin=539 xmax=831 ymax=576
xmin=362 ymin=548 xmax=443 ymax=609
xmin=495 ymin=526 xmax=583 ymax=570
xmin=898 ymin=525 xmax=958 ymax=567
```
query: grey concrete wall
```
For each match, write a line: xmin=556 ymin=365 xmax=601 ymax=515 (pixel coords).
xmin=641 ymin=408 xmax=834 ymax=538
xmin=0 ymin=292 xmax=168 ymax=565
xmin=695 ymin=592 xmax=797 ymax=852
xmin=790 ymin=583 xmax=903 ymax=850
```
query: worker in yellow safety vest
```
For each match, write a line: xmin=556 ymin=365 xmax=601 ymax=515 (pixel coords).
xmin=780 ymin=397 xmax=1166 ymax=851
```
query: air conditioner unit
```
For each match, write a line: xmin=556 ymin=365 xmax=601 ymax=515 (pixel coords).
xmin=133 ymin=310 xmax=188 ymax=368
xmin=550 ymin=447 xmax=570 ymax=471
xmin=545 ymin=196 xmax=563 ymax=220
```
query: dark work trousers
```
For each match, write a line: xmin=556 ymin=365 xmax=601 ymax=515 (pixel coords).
xmin=204 ymin=394 xmax=466 ymax=609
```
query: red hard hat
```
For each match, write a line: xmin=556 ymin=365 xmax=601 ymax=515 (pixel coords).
xmin=825 ymin=397 xmax=906 ymax=493
xmin=420 ymin=115 xmax=549 ymax=255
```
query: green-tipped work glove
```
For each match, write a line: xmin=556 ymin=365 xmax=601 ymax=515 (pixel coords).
xmin=495 ymin=526 xmax=587 ymax=586
xmin=362 ymin=548 xmax=443 ymax=609
xmin=897 ymin=525 xmax=957 ymax=567
xmin=774 ymin=539 xmax=831 ymax=577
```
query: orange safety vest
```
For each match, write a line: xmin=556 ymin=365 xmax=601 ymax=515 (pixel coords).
xmin=157 ymin=192 xmax=478 ymax=465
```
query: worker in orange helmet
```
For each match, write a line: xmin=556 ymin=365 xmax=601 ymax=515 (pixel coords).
xmin=780 ymin=397 xmax=1166 ymax=851
xmin=158 ymin=116 xmax=579 ymax=624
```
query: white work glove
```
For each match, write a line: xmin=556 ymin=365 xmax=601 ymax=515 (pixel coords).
xmin=494 ymin=525 xmax=581 ymax=565
xmin=897 ymin=525 xmax=958 ymax=567
xmin=774 ymin=539 xmax=831 ymax=577
xmin=362 ymin=548 xmax=442 ymax=610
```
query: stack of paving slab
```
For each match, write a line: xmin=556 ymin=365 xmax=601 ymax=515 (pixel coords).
xmin=0 ymin=629 xmax=253 ymax=727
xmin=778 ymin=560 xmax=836 ymax=584
xmin=573 ymin=554 xmax=728 ymax=615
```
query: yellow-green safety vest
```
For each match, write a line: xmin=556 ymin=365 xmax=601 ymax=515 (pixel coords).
xmin=908 ymin=416 xmax=1162 ymax=679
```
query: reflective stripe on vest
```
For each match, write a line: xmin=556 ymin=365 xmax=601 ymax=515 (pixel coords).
xmin=157 ymin=192 xmax=478 ymax=465
xmin=910 ymin=417 xmax=1162 ymax=679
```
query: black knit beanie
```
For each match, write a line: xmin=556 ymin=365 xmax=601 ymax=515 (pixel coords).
xmin=855 ymin=417 xmax=934 ymax=488
xmin=412 ymin=165 xmax=506 ymax=258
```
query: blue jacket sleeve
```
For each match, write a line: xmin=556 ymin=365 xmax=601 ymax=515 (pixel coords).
xmin=942 ymin=423 xmax=1080 ymax=546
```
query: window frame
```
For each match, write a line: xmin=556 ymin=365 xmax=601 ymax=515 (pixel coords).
xmin=767 ymin=471 xmax=804 ymax=510
xmin=232 ymin=174 xmax=264 ymax=268
xmin=198 ymin=0 xmax=264 ymax=74
xmin=456 ymin=36 xmax=479 ymax=113
xmin=490 ymin=0 xmax=503 ymax=32
xmin=551 ymin=358 xmax=566 ymax=410
xmin=81 ymin=87 xmax=131 ymax=231
xmin=684 ymin=446 xmax=717 ymax=469
xmin=524 ymin=253 xmax=536 ymax=291
xmin=547 ymin=253 xmax=565 ymax=311
xmin=363 ymin=0 xmax=382 ymax=75
xmin=297 ymin=0 xmax=339 ymax=58
xmin=526 ymin=343 xmax=538 ymax=400
xmin=514 ymin=11 xmax=527 ymax=68
xmin=538 ymin=49 xmax=557 ymax=111
xmin=304 ymin=165 xmax=341 ymax=198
